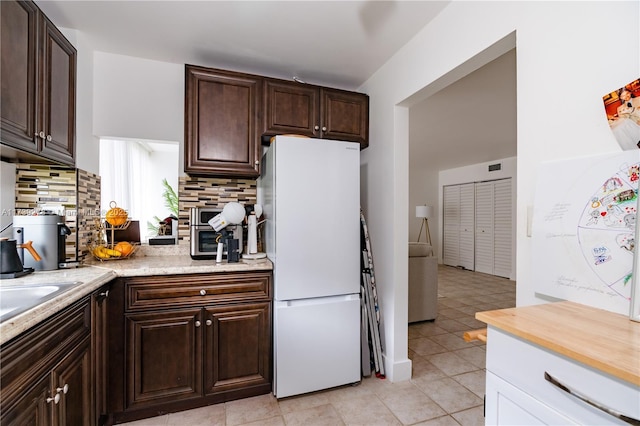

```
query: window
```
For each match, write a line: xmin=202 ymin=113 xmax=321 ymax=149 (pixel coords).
xmin=99 ymin=138 xmax=179 ymax=242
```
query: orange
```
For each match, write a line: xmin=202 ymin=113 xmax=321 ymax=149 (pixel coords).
xmin=106 ymin=201 xmax=128 ymax=226
xmin=114 ymin=241 xmax=134 ymax=257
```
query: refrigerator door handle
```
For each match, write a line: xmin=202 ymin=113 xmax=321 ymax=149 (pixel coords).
xmin=275 ymin=294 xmax=360 ymax=308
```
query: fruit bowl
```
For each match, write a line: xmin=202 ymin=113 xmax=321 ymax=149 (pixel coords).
xmin=89 ymin=241 xmax=139 ymax=261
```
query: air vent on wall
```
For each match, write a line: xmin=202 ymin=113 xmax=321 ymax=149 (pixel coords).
xmin=488 ymin=163 xmax=502 ymax=172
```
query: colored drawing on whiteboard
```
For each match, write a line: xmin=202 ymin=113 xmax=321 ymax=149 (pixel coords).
xmin=531 ymin=150 xmax=640 ymax=315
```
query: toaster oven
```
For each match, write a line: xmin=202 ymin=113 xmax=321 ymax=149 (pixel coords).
xmin=189 ymin=207 xmax=243 ymax=259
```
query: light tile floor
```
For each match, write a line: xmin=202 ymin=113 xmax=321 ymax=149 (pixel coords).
xmin=121 ymin=265 xmax=516 ymax=426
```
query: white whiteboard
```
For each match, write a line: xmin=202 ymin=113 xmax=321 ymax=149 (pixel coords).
xmin=532 ymin=150 xmax=640 ymax=315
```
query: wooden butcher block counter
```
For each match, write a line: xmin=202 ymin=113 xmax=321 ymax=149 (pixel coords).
xmin=477 ymin=301 xmax=640 ymax=386
xmin=477 ymin=301 xmax=640 ymax=425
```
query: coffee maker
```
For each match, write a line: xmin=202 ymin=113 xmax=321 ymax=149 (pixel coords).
xmin=13 ymin=214 xmax=71 ymax=271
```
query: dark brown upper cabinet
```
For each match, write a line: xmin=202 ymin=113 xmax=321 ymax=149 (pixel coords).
xmin=0 ymin=0 xmax=76 ymax=166
xmin=263 ymin=79 xmax=369 ymax=149
xmin=184 ymin=65 xmax=262 ymax=178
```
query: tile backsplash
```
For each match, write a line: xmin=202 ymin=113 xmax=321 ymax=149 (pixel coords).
xmin=14 ymin=163 xmax=101 ymax=262
xmin=13 ymin=165 xmax=257 ymax=257
xmin=178 ymin=176 xmax=257 ymax=242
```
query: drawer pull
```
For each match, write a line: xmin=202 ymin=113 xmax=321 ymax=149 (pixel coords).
xmin=195 ymin=321 xmax=201 ymax=328
xmin=206 ymin=319 xmax=212 ymax=326
xmin=544 ymin=372 xmax=640 ymax=425
xmin=200 ymin=289 xmax=206 ymax=296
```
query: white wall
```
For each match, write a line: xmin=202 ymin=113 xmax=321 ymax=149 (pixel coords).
xmin=438 ymin=156 xmax=517 ymax=279
xmin=59 ymin=28 xmax=99 ymax=175
xmin=408 ymin=168 xmax=439 ymax=252
xmin=93 ymin=52 xmax=185 ymax=173
xmin=359 ymin=1 xmax=639 ymax=381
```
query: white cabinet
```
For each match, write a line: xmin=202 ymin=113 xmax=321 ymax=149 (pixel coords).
xmin=486 ymin=371 xmax=576 ymax=425
xmin=485 ymin=327 xmax=640 ymax=425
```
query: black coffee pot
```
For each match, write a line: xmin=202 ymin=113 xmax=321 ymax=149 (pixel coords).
xmin=0 ymin=238 xmax=41 ymax=276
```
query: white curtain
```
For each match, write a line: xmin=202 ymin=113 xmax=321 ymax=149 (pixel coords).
xmin=99 ymin=139 xmax=151 ymax=233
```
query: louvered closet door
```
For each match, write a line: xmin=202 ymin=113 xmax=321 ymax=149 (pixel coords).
xmin=443 ymin=183 xmax=475 ymax=270
xmin=473 ymin=179 xmax=512 ymax=278
xmin=458 ymin=184 xmax=475 ymax=270
xmin=443 ymin=185 xmax=460 ymax=267
xmin=493 ymin=179 xmax=512 ymax=278
xmin=474 ymin=182 xmax=495 ymax=274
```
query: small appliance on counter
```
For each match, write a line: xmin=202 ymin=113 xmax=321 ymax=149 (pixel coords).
xmin=242 ymin=204 xmax=266 ymax=260
xmin=13 ymin=213 xmax=71 ymax=271
xmin=189 ymin=207 xmax=243 ymax=260
xmin=0 ymin=237 xmax=41 ymax=278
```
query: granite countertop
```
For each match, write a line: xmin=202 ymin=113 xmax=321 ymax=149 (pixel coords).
xmin=476 ymin=301 xmax=640 ymax=386
xmin=0 ymin=245 xmax=272 ymax=345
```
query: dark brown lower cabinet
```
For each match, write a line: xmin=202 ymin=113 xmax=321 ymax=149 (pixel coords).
xmin=3 ymin=375 xmax=51 ymax=425
xmin=52 ymin=337 xmax=92 ymax=426
xmin=92 ymin=284 xmax=112 ymax=425
xmin=204 ymin=303 xmax=271 ymax=396
xmin=126 ymin=308 xmax=203 ymax=409
xmin=108 ymin=272 xmax=273 ymax=424
xmin=0 ymin=297 xmax=93 ymax=426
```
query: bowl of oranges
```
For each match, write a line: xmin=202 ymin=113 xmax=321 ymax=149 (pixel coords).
xmin=91 ymin=241 xmax=138 ymax=261
xmin=89 ymin=201 xmax=139 ymax=261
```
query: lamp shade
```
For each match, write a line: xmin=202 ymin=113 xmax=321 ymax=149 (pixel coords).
xmin=415 ymin=205 xmax=432 ymax=218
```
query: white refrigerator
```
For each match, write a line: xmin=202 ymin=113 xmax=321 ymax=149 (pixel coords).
xmin=258 ymin=135 xmax=361 ymax=398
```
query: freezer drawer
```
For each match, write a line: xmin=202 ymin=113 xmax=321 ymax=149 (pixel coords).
xmin=274 ymin=294 xmax=361 ymax=398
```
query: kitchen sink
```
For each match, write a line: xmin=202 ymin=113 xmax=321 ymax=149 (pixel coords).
xmin=0 ymin=282 xmax=81 ymax=322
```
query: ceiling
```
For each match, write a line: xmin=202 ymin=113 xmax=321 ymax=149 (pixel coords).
xmin=409 ymin=48 xmax=517 ymax=171
xmin=35 ymin=0 xmax=449 ymax=90
xmin=35 ymin=0 xmax=516 ymax=170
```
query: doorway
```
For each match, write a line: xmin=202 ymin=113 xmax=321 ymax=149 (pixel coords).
xmin=407 ymin=48 xmax=517 ymax=270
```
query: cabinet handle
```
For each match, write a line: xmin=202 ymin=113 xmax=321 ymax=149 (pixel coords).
xmin=314 ymin=125 xmax=320 ymax=131
xmin=56 ymin=384 xmax=69 ymax=394
xmin=200 ymin=289 xmax=206 ymax=296
xmin=206 ymin=319 xmax=212 ymax=326
xmin=39 ymin=131 xmax=45 ymax=139
xmin=255 ymin=160 xmax=260 ymax=166
xmin=195 ymin=320 xmax=201 ymax=328
xmin=47 ymin=394 xmax=61 ymax=404
xmin=46 ymin=134 xmax=52 ymax=142
xmin=322 ymin=126 xmax=327 ymax=132
xmin=544 ymin=372 xmax=640 ymax=425
xmin=47 ymin=393 xmax=61 ymax=404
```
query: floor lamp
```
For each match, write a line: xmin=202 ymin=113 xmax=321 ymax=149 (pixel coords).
xmin=415 ymin=205 xmax=433 ymax=245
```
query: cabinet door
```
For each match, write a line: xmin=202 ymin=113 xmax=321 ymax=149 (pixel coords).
xmin=92 ymin=286 xmax=110 ymax=423
xmin=52 ymin=337 xmax=92 ymax=426
xmin=126 ymin=308 xmax=202 ymax=409
xmin=263 ymin=79 xmax=319 ymax=138
xmin=0 ymin=375 xmax=51 ymax=426
xmin=203 ymin=302 xmax=271 ymax=396
xmin=320 ymin=88 xmax=369 ymax=148
xmin=486 ymin=371 xmax=576 ymax=425
xmin=39 ymin=14 xmax=76 ymax=166
xmin=0 ymin=0 xmax=39 ymax=153
xmin=185 ymin=65 xmax=261 ymax=178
